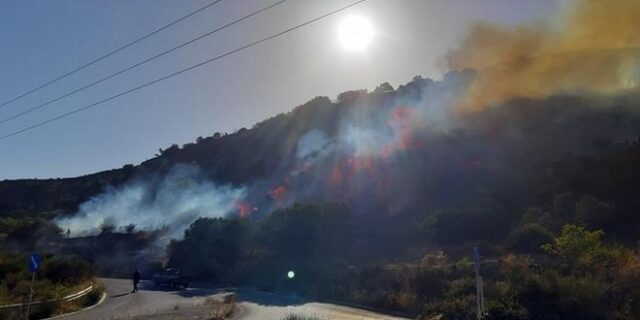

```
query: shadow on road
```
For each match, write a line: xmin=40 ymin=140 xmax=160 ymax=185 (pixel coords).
xmin=234 ymin=288 xmax=306 ymax=307
xmin=137 ymin=281 xmax=306 ymax=307
xmin=139 ymin=282 xmax=225 ymax=298
xmin=109 ymin=292 xmax=132 ymax=298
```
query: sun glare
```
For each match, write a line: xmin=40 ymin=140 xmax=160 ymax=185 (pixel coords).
xmin=338 ymin=15 xmax=374 ymax=52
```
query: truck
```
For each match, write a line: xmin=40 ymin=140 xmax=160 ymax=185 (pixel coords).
xmin=152 ymin=268 xmax=191 ymax=289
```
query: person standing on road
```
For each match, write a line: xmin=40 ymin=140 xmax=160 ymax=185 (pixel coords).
xmin=132 ymin=268 xmax=141 ymax=293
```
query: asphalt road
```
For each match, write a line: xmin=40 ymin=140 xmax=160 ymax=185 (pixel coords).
xmin=52 ymin=278 xmax=409 ymax=320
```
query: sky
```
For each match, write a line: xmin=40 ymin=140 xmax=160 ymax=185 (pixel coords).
xmin=0 ymin=0 xmax=561 ymax=180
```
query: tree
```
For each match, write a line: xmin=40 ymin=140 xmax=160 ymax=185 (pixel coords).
xmin=373 ymin=82 xmax=394 ymax=94
xmin=521 ymin=207 xmax=553 ymax=228
xmin=575 ymin=195 xmax=614 ymax=229
xmin=336 ymin=90 xmax=367 ymax=103
xmin=542 ymin=224 xmax=604 ymax=260
xmin=553 ymin=192 xmax=574 ymax=221
xmin=160 ymin=144 xmax=180 ymax=157
xmin=426 ymin=204 xmax=510 ymax=245
xmin=124 ymin=224 xmax=136 ymax=234
xmin=99 ymin=223 xmax=115 ymax=235
xmin=259 ymin=202 xmax=351 ymax=260
xmin=168 ymin=217 xmax=247 ymax=280
xmin=507 ymin=223 xmax=554 ymax=253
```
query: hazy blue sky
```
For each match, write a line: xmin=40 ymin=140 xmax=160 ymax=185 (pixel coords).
xmin=0 ymin=0 xmax=560 ymax=179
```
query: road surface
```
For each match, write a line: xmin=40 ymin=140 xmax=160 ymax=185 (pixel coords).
xmin=52 ymin=278 xmax=409 ymax=320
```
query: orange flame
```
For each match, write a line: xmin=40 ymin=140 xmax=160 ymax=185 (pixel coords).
xmin=268 ymin=186 xmax=287 ymax=202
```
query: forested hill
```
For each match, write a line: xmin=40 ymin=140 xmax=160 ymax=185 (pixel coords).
xmin=1 ymin=71 xmax=639 ymax=229
xmin=0 ymin=74 xmax=432 ymax=216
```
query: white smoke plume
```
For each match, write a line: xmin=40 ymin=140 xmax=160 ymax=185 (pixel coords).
xmin=296 ymin=129 xmax=332 ymax=160
xmin=56 ymin=164 xmax=245 ymax=238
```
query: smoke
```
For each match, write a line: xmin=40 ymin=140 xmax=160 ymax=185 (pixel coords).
xmin=56 ymin=164 xmax=245 ymax=238
xmin=296 ymin=129 xmax=333 ymax=160
xmin=447 ymin=0 xmax=640 ymax=111
xmin=53 ymin=0 xmax=640 ymax=240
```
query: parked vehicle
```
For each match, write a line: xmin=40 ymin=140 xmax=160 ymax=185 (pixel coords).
xmin=152 ymin=268 xmax=191 ymax=289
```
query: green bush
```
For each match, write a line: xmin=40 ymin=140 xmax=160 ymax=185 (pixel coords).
xmin=0 ymin=253 xmax=94 ymax=305
xmin=42 ymin=255 xmax=93 ymax=285
xmin=541 ymin=224 xmax=604 ymax=260
xmin=423 ymin=294 xmax=475 ymax=320
xmin=486 ymin=299 xmax=528 ymax=320
xmin=575 ymin=195 xmax=614 ymax=229
xmin=506 ymin=223 xmax=554 ymax=253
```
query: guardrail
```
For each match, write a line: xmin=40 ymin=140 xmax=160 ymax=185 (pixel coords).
xmin=0 ymin=284 xmax=93 ymax=309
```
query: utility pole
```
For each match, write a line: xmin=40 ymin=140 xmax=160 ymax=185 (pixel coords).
xmin=474 ymin=247 xmax=486 ymax=319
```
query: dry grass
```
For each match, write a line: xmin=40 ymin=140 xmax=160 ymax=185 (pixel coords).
xmin=203 ymin=294 xmax=235 ymax=320
xmin=116 ymin=294 xmax=236 ymax=320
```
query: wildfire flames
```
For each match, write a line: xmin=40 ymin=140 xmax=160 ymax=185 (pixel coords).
xmin=268 ymin=186 xmax=288 ymax=203
xmin=235 ymin=201 xmax=257 ymax=218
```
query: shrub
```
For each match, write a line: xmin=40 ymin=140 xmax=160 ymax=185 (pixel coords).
xmin=486 ymin=299 xmax=528 ymax=320
xmin=42 ymin=255 xmax=93 ymax=285
xmin=423 ymin=294 xmax=475 ymax=320
xmin=506 ymin=223 xmax=554 ymax=253
xmin=542 ymin=224 xmax=604 ymax=260
xmin=575 ymin=195 xmax=614 ymax=229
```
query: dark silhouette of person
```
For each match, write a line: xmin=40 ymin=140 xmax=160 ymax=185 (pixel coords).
xmin=132 ymin=269 xmax=140 ymax=293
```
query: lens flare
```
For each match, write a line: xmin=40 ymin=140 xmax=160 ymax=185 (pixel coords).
xmin=338 ymin=15 xmax=374 ymax=52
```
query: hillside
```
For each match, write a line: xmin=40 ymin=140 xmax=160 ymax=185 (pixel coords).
xmin=1 ymin=71 xmax=640 ymax=318
xmin=2 ymin=71 xmax=639 ymax=224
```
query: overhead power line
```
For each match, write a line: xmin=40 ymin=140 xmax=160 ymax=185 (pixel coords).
xmin=0 ymin=0 xmax=288 ymax=126
xmin=0 ymin=0 xmax=225 ymax=110
xmin=0 ymin=0 xmax=368 ymax=143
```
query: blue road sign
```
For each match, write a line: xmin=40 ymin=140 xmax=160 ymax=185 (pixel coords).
xmin=28 ymin=253 xmax=41 ymax=273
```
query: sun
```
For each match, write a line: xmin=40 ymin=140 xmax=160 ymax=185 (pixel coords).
xmin=338 ymin=15 xmax=374 ymax=52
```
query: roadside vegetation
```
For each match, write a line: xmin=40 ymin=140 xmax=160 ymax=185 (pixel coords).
xmin=0 ymin=212 xmax=103 ymax=319
xmin=0 ymin=253 xmax=99 ymax=319
xmin=205 ymin=294 xmax=236 ymax=320
xmin=165 ymin=202 xmax=640 ymax=319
